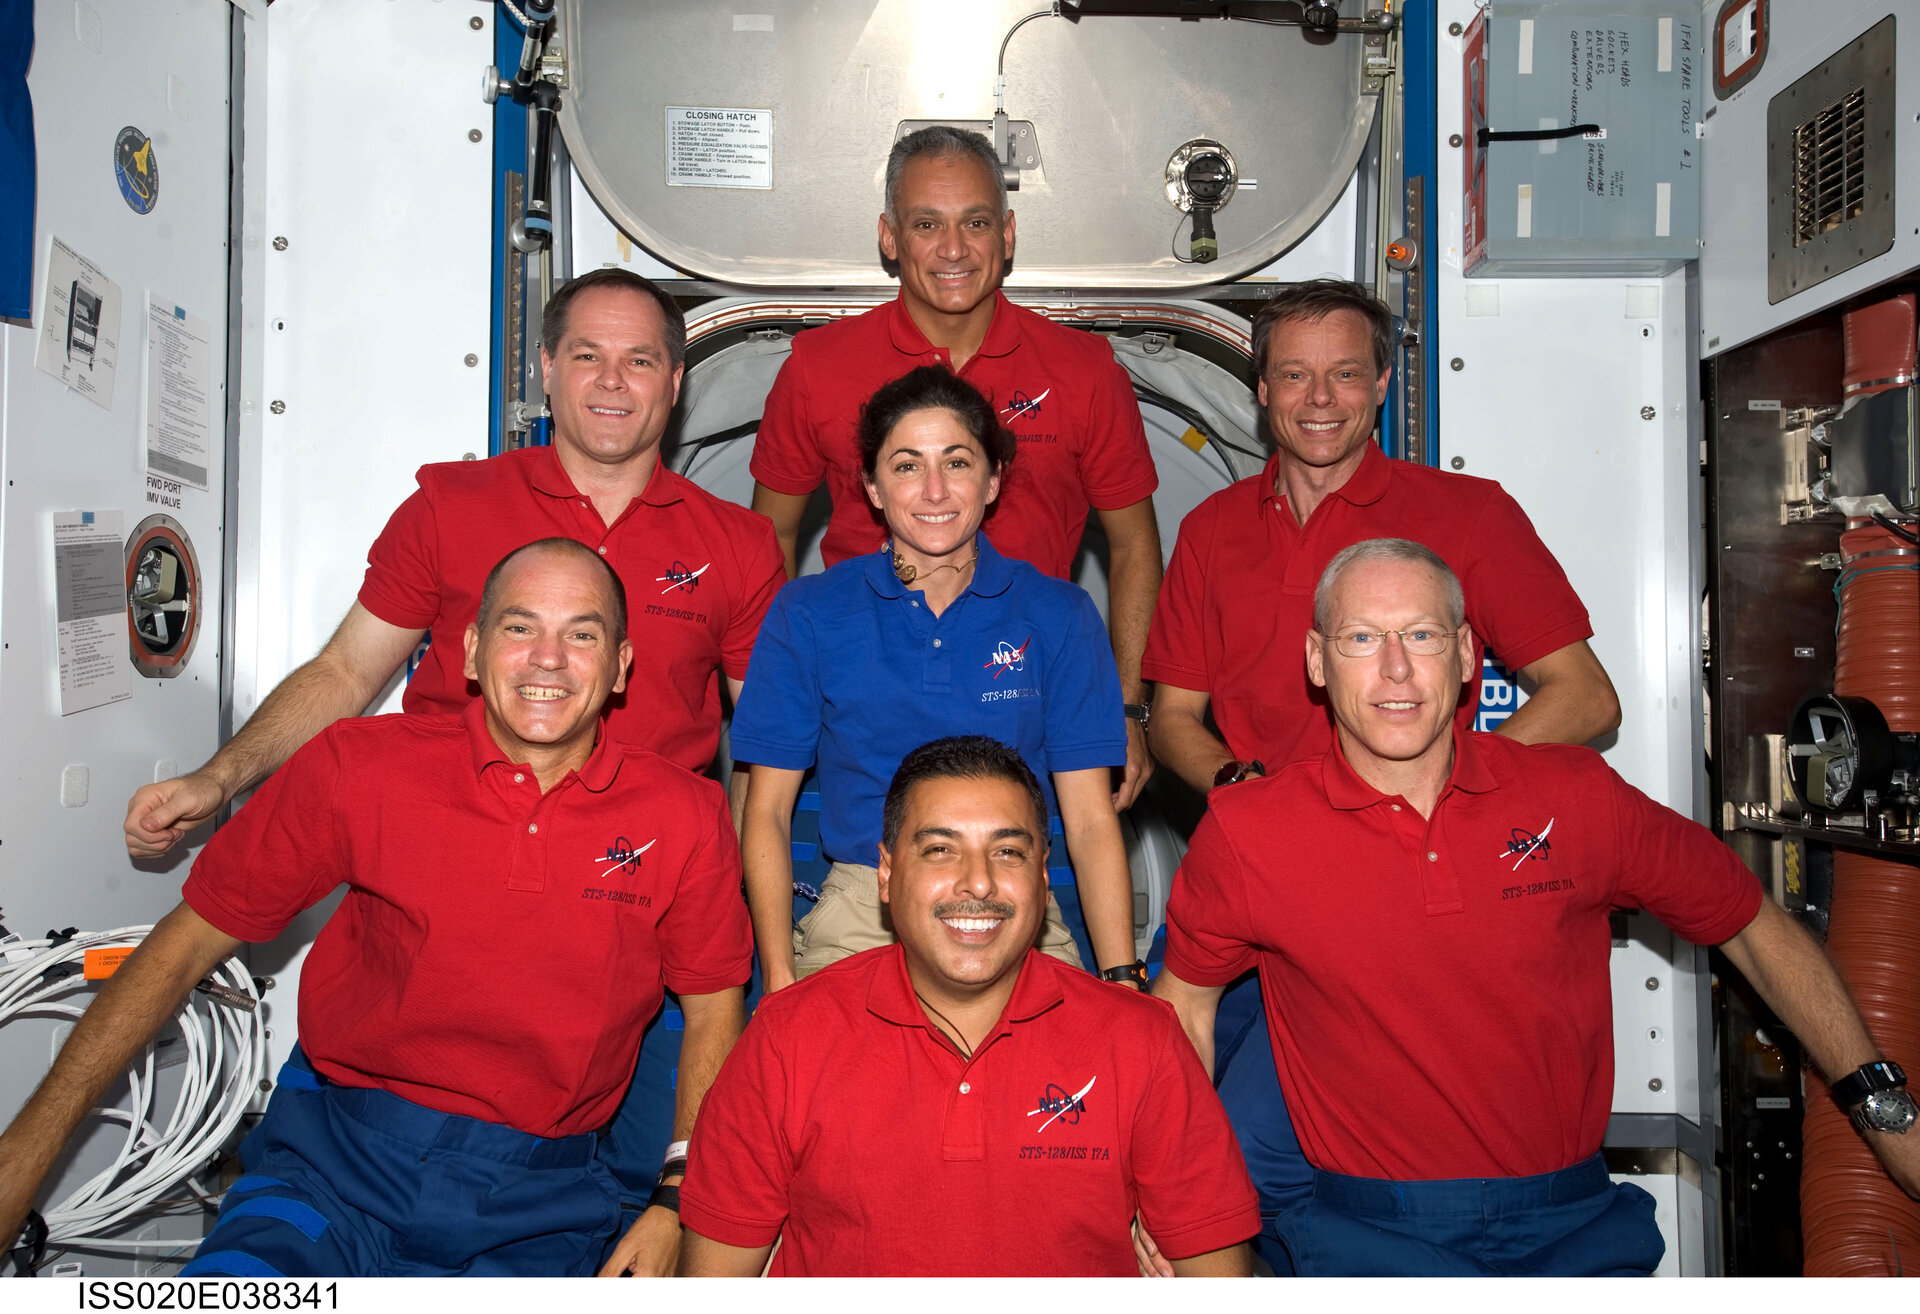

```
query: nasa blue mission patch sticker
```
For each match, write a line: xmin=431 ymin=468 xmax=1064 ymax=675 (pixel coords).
xmin=114 ymin=126 xmax=158 ymax=214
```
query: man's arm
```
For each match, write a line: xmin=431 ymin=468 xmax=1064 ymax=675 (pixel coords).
xmin=1170 ymin=1242 xmax=1252 ymax=1276
xmin=1147 ymin=684 xmax=1240 ymax=797
xmin=0 ymin=903 xmax=244 ymax=1245
xmin=599 ymin=986 xmax=750 ymax=1277
xmin=1719 ymin=897 xmax=1920 ymax=1198
xmin=1096 ymin=498 xmax=1163 ymax=810
xmin=741 ymin=766 xmax=807 ymax=993
xmin=1497 ymin=639 xmax=1621 ymax=747
xmin=1054 ymin=767 xmax=1138 ymax=975
xmin=750 ymin=484 xmax=812 ymax=582
xmin=1149 ymin=967 xmax=1226 ymax=1080
xmin=678 ymin=1230 xmax=772 ymax=1277
xmin=124 ymin=602 xmax=424 ymax=858
xmin=724 ymin=677 xmax=750 ymax=834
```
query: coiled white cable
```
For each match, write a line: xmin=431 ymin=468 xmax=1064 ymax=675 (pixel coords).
xmin=0 ymin=926 xmax=267 ymax=1261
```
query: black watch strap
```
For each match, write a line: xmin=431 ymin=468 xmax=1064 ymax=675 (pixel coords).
xmin=1832 ymin=1060 xmax=1906 ymax=1109
xmin=647 ymin=1182 xmax=681 ymax=1214
xmin=1100 ymin=961 xmax=1149 ymax=988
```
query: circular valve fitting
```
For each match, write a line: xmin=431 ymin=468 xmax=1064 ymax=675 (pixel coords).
xmin=125 ymin=515 xmax=203 ymax=678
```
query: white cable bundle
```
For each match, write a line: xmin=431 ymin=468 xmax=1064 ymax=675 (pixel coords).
xmin=0 ymin=925 xmax=266 ymax=1258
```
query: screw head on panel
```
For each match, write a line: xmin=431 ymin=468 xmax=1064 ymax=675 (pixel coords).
xmin=470 ymin=15 xmax=484 ymax=29
xmin=1450 ymin=456 xmax=1465 ymax=469
xmin=1448 ymin=22 xmax=1463 ymax=36
xmin=1648 ymin=1078 xmax=1663 ymax=1092
xmin=1640 ymin=405 xmax=1657 ymax=421
xmin=269 ymin=400 xmax=285 ymax=414
xmin=1645 ymin=977 xmax=1660 ymax=990
xmin=1449 ymin=133 xmax=1464 ymax=147
xmin=469 ymin=129 xmax=484 ymax=143
xmin=464 ymin=353 xmax=479 ymax=367
xmin=1449 ymin=357 xmax=1463 ymax=371
xmin=272 ymin=236 xmax=288 ymax=251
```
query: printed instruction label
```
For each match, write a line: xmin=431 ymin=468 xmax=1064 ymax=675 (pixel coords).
xmin=83 ymin=946 xmax=134 ymax=980
xmin=35 ymin=237 xmax=122 ymax=409
xmin=665 ymin=106 xmax=773 ymax=190
xmin=144 ymin=297 xmax=213 ymax=490
xmin=54 ymin=510 xmax=132 ymax=716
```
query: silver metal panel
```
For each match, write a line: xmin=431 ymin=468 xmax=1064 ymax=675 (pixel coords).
xmin=1439 ymin=4 xmax=1708 ymax=1233
xmin=245 ymin=0 xmax=495 ymax=1080
xmin=1764 ymin=15 xmax=1896 ymax=304
xmin=0 ymin=0 xmax=238 ymax=1271
xmin=556 ymin=0 xmax=1378 ymax=288
xmin=1698 ymin=0 xmax=1920 ymax=357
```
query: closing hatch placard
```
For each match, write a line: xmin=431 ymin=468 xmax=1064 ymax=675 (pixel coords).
xmin=665 ymin=106 xmax=773 ymax=190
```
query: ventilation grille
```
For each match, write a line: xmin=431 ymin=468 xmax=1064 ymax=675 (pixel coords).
xmin=1792 ymin=88 xmax=1868 ymax=246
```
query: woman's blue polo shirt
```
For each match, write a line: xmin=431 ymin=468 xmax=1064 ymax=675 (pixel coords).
xmin=730 ymin=536 xmax=1126 ymax=866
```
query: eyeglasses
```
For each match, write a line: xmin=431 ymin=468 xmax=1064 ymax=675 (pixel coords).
xmin=1324 ymin=627 xmax=1458 ymax=659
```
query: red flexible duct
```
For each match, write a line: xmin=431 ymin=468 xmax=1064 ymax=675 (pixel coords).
xmin=1801 ymin=521 xmax=1920 ymax=1276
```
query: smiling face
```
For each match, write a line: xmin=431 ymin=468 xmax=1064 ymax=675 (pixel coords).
xmin=863 ymin=406 xmax=1001 ymax=570
xmin=462 ymin=546 xmax=634 ymax=780
xmin=1258 ymin=307 xmax=1392 ymax=479
xmin=879 ymin=152 xmax=1015 ymax=324
xmin=539 ymin=285 xmax=684 ymax=473
xmin=879 ymin=772 xmax=1049 ymax=1003
xmin=1305 ymin=555 xmax=1473 ymax=784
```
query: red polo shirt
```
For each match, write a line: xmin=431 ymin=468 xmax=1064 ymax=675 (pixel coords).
xmin=1163 ymin=730 xmax=1763 ymax=1181
xmin=750 ymin=292 xmax=1159 ymax=578
xmin=359 ymin=447 xmax=784 ymax=773
xmin=679 ymin=946 xmax=1258 ymax=1275
xmin=1142 ymin=443 xmax=1591 ymax=766
xmin=182 ymin=701 xmax=752 ymax=1139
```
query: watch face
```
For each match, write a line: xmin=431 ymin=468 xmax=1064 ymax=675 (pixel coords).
xmin=1856 ymin=1089 xmax=1918 ymax=1135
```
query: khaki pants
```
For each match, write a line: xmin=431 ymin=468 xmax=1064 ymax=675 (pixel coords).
xmin=792 ymin=861 xmax=1085 ymax=979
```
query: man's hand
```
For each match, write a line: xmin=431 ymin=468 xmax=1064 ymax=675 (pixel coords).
xmin=597 ymin=1201 xmax=682 ymax=1277
xmin=1865 ymin=1122 xmax=1920 ymax=1200
xmin=124 ymin=771 xmax=226 ymax=859
xmin=120 ymin=603 xmax=423 ymax=861
xmin=1113 ymin=720 xmax=1154 ymax=811
xmin=1133 ymin=1215 xmax=1175 ymax=1277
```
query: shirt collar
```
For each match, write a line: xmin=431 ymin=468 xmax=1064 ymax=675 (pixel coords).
xmin=861 ymin=533 xmax=1016 ymax=601
xmin=867 ymin=944 xmax=1066 ymax=1034
xmin=886 ymin=290 xmax=1022 ymax=361
xmin=1259 ymin=439 xmax=1393 ymax=516
xmin=462 ymin=696 xmax=623 ymax=792
xmin=1319 ymin=724 xmax=1498 ymax=811
xmin=526 ymin=445 xmax=683 ymax=508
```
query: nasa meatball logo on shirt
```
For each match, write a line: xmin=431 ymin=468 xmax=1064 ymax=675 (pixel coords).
xmin=583 ymin=834 xmax=656 ymax=908
xmin=1017 ymin=1076 xmax=1110 ymax=1160
xmin=1498 ymin=817 xmax=1573 ymax=902
xmin=644 ymin=558 xmax=710 ymax=626
xmin=999 ymin=385 xmax=1059 ymax=444
xmin=980 ymin=636 xmax=1039 ymax=703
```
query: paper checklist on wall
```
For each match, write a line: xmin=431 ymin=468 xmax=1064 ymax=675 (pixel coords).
xmin=54 ymin=511 xmax=131 ymax=715
xmin=35 ymin=238 xmax=122 ymax=409
xmin=145 ymin=296 xmax=213 ymax=490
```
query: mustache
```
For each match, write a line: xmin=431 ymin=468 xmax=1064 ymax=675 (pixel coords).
xmin=932 ymin=899 xmax=1017 ymax=920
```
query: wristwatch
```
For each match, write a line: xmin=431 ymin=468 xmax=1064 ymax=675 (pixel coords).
xmin=1123 ymin=702 xmax=1151 ymax=735
xmin=1834 ymin=1060 xmax=1916 ymax=1135
xmin=1100 ymin=960 xmax=1149 ymax=989
xmin=1212 ymin=759 xmax=1266 ymax=789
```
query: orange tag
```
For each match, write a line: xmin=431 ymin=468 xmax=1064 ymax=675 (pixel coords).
xmin=83 ymin=947 xmax=134 ymax=980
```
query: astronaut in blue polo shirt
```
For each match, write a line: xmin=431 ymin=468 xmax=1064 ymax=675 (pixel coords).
xmin=733 ymin=366 xmax=1138 ymax=995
